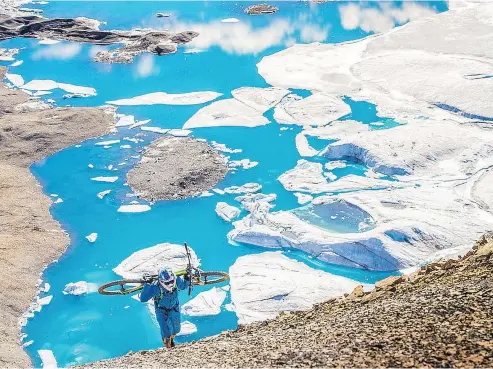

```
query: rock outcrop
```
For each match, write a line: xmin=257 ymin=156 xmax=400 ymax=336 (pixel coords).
xmin=0 ymin=15 xmax=198 ymax=63
xmin=0 ymin=67 xmax=114 ymax=367
xmin=83 ymin=233 xmax=493 ymax=368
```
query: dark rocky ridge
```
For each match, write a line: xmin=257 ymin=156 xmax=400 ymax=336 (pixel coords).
xmin=0 ymin=15 xmax=198 ymax=63
xmin=83 ymin=234 xmax=493 ymax=368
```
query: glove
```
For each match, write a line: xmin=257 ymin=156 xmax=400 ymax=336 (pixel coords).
xmin=142 ymin=273 xmax=153 ymax=283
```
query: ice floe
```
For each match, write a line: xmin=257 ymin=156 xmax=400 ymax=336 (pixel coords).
xmin=22 ymin=79 xmax=96 ymax=96
xmin=38 ymin=38 xmax=60 ymax=45
xmin=107 ymin=91 xmax=222 ymax=106
xmin=215 ymin=202 xmax=241 ymax=222
xmin=229 ymin=252 xmax=364 ymax=324
xmin=97 ymin=190 xmax=111 ymax=199
xmin=5 ymin=73 xmax=24 ymax=87
xmin=181 ymin=287 xmax=227 ymax=316
xmin=140 ymin=126 xmax=169 ymax=134
xmin=223 ymin=182 xmax=262 ymax=194
xmin=278 ymin=160 xmax=331 ymax=194
xmin=38 ymin=350 xmax=57 ymax=369
xmin=63 ymin=281 xmax=97 ymax=295
xmin=234 ymin=192 xmax=276 ymax=212
xmin=294 ymin=192 xmax=313 ymax=205
xmin=275 ymin=93 xmax=351 ymax=126
xmin=211 ymin=141 xmax=242 ymax=154
xmin=117 ymin=204 xmax=151 ymax=213
xmin=176 ymin=321 xmax=198 ymax=336
xmin=95 ymin=139 xmax=120 ymax=146
xmin=168 ymin=129 xmax=192 ymax=137
xmin=85 ymin=233 xmax=98 ymax=243
xmin=91 ymin=176 xmax=118 ymax=183
xmin=129 ymin=119 xmax=151 ymax=129
xmin=115 ymin=115 xmax=135 ymax=127
xmin=10 ymin=60 xmax=23 ymax=67
xmin=114 ymin=242 xmax=199 ymax=279
xmin=295 ymin=132 xmax=318 ymax=157
xmin=231 ymin=86 xmax=290 ymax=113
xmin=183 ymin=98 xmax=269 ymax=128
xmin=228 ymin=159 xmax=258 ymax=170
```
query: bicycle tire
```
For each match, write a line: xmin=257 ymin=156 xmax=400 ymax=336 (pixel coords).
xmin=196 ymin=271 xmax=229 ymax=285
xmin=98 ymin=279 xmax=145 ymax=295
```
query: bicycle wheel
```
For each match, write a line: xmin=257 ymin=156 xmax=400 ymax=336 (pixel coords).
xmin=98 ymin=279 xmax=145 ymax=295
xmin=195 ymin=271 xmax=229 ymax=285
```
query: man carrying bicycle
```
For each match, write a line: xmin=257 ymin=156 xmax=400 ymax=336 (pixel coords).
xmin=139 ymin=269 xmax=190 ymax=348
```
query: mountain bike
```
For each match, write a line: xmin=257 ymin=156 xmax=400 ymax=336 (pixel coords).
xmin=98 ymin=243 xmax=229 ymax=296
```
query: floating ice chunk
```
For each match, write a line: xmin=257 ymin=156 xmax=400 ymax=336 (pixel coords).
xmin=224 ymin=183 xmax=262 ymax=194
xmin=107 ymin=91 xmax=221 ymax=106
xmin=228 ymin=159 xmax=258 ymax=170
xmin=85 ymin=233 xmax=98 ymax=243
xmin=95 ymin=139 xmax=120 ymax=146
xmin=295 ymin=132 xmax=318 ymax=157
xmin=234 ymin=192 xmax=276 ymax=212
xmin=221 ymin=18 xmax=240 ymax=23
xmin=114 ymin=243 xmax=199 ymax=279
xmin=5 ymin=73 xmax=24 ymax=87
xmin=22 ymin=340 xmax=34 ymax=347
xmin=176 ymin=321 xmax=198 ymax=336
xmin=88 ymin=164 xmax=94 ymax=169
xmin=38 ymin=38 xmax=60 ymax=45
xmin=42 ymin=283 xmax=51 ymax=293
xmin=63 ymin=281 xmax=97 ymax=295
xmin=278 ymin=160 xmax=327 ymax=194
xmin=199 ymin=191 xmax=214 ymax=197
xmin=224 ymin=303 xmax=235 ymax=312
xmin=115 ymin=115 xmax=135 ymax=127
xmin=181 ymin=287 xmax=227 ymax=316
xmin=183 ymin=98 xmax=269 ymax=129
xmin=184 ymin=48 xmax=205 ymax=54
xmin=129 ymin=119 xmax=151 ymax=129
xmin=97 ymin=190 xmax=111 ymax=199
xmin=230 ymin=252 xmax=364 ymax=324
xmin=117 ymin=204 xmax=151 ymax=213
xmin=21 ymin=79 xmax=96 ymax=96
xmin=140 ymin=126 xmax=169 ymax=134
xmin=91 ymin=176 xmax=118 ymax=183
xmin=324 ymin=172 xmax=337 ymax=181
xmin=168 ymin=129 xmax=192 ymax=137
xmin=10 ymin=60 xmax=23 ymax=67
xmin=231 ymin=86 xmax=290 ymax=113
xmin=294 ymin=192 xmax=313 ymax=205
xmin=120 ymin=144 xmax=132 ymax=149
xmin=38 ymin=295 xmax=53 ymax=307
xmin=211 ymin=141 xmax=242 ymax=154
xmin=123 ymin=137 xmax=141 ymax=144
xmin=216 ymin=202 xmax=241 ymax=222
xmin=212 ymin=188 xmax=225 ymax=195
xmin=0 ymin=48 xmax=18 ymax=61
xmin=54 ymin=198 xmax=63 ymax=204
xmin=33 ymin=90 xmax=52 ymax=96
xmin=38 ymin=350 xmax=57 ymax=369
xmin=324 ymin=161 xmax=346 ymax=170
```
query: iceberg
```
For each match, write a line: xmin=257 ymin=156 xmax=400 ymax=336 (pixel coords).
xmin=114 ymin=243 xmax=199 ymax=279
xmin=295 ymin=132 xmax=318 ymax=157
xmin=181 ymin=287 xmax=227 ymax=316
xmin=183 ymin=98 xmax=269 ymax=129
xmin=229 ymin=252 xmax=364 ymax=324
xmin=106 ymin=91 xmax=221 ymax=106
xmin=117 ymin=204 xmax=151 ymax=213
xmin=215 ymin=202 xmax=241 ymax=222
xmin=97 ymin=190 xmax=111 ymax=199
xmin=231 ymin=86 xmax=290 ymax=113
xmin=223 ymin=183 xmax=262 ymax=194
xmin=176 ymin=321 xmax=198 ymax=336
xmin=38 ymin=350 xmax=57 ymax=369
xmin=234 ymin=193 xmax=277 ymax=212
xmin=85 ymin=233 xmax=98 ymax=243
xmin=275 ymin=93 xmax=351 ymax=126
xmin=63 ymin=281 xmax=97 ymax=295
xmin=91 ymin=176 xmax=118 ymax=183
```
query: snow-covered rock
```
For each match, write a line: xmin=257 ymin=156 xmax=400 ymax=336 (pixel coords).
xmin=114 ymin=243 xmax=199 ymax=279
xmin=107 ymin=91 xmax=221 ymax=106
xmin=229 ymin=252 xmax=365 ymax=324
xmin=176 ymin=321 xmax=198 ymax=336
xmin=85 ymin=233 xmax=98 ymax=243
xmin=181 ymin=287 xmax=227 ymax=316
xmin=215 ymin=202 xmax=241 ymax=222
xmin=117 ymin=204 xmax=151 ymax=213
xmin=183 ymin=98 xmax=269 ymax=128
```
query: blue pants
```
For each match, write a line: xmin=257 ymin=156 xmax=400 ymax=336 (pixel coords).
xmin=155 ymin=307 xmax=181 ymax=340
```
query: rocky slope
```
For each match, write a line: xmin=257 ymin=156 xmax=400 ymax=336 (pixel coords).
xmin=0 ymin=67 xmax=115 ymax=367
xmin=85 ymin=233 xmax=493 ymax=368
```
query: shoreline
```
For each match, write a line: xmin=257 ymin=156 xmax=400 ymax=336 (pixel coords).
xmin=0 ymin=66 xmax=115 ymax=367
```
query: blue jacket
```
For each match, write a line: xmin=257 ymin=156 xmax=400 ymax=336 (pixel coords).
xmin=140 ymin=277 xmax=189 ymax=310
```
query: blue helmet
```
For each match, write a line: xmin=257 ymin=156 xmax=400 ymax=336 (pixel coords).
xmin=158 ymin=269 xmax=176 ymax=291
